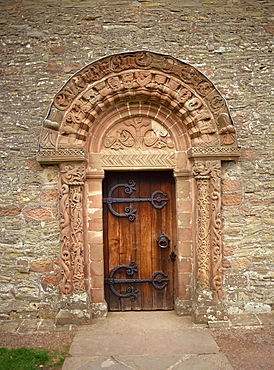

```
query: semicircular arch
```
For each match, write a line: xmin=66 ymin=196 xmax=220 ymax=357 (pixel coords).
xmin=37 ymin=51 xmax=240 ymax=163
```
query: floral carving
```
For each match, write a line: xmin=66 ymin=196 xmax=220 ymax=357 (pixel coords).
xmin=193 ymin=161 xmax=211 ymax=288
xmin=40 ymin=129 xmax=58 ymax=149
xmin=104 ymin=118 xmax=174 ymax=151
xmin=193 ymin=160 xmax=223 ymax=298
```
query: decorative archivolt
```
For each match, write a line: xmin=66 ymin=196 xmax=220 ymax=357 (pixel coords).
xmin=37 ymin=51 xmax=239 ymax=160
xmin=36 ymin=51 xmax=241 ymax=302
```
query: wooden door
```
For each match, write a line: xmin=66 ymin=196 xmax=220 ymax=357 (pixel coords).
xmin=103 ymin=171 xmax=175 ymax=311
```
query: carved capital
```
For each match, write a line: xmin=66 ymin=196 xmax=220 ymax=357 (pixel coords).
xmin=60 ymin=163 xmax=86 ymax=186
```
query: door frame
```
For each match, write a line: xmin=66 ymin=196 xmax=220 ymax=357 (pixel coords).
xmin=85 ymin=164 xmax=195 ymax=318
xmin=37 ymin=51 xmax=241 ymax=323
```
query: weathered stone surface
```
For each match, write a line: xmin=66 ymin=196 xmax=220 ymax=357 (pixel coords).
xmin=0 ymin=0 xmax=273 ymax=320
xmin=0 ymin=205 xmax=21 ymax=217
xmin=40 ymin=272 xmax=61 ymax=286
xmin=30 ymin=259 xmax=54 ymax=272
xmin=22 ymin=207 xmax=57 ymax=220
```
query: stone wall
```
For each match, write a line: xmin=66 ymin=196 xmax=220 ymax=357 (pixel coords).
xmin=0 ymin=0 xmax=273 ymax=319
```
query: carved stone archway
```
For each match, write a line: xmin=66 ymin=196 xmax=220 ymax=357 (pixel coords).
xmin=37 ymin=51 xmax=240 ymax=323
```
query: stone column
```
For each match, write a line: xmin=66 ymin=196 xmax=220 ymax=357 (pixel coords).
xmin=192 ymin=160 xmax=227 ymax=323
xmin=86 ymin=169 xmax=108 ymax=318
xmin=173 ymin=169 xmax=194 ymax=316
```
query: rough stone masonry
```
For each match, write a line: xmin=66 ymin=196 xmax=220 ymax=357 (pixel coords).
xmin=0 ymin=0 xmax=273 ymax=320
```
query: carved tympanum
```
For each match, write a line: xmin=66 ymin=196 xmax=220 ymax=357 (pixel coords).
xmin=104 ymin=117 xmax=174 ymax=151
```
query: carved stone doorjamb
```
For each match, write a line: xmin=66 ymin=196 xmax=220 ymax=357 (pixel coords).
xmin=173 ymin=169 xmax=194 ymax=317
xmin=191 ymin=159 xmax=226 ymax=323
xmin=56 ymin=161 xmax=91 ymax=325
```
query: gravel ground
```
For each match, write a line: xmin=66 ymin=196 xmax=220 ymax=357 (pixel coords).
xmin=211 ymin=326 xmax=274 ymax=370
xmin=0 ymin=332 xmax=74 ymax=349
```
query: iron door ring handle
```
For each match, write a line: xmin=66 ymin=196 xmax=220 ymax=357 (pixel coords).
xmin=157 ymin=234 xmax=170 ymax=248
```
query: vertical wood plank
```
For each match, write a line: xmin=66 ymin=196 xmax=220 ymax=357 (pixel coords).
xmin=103 ymin=171 xmax=175 ymax=311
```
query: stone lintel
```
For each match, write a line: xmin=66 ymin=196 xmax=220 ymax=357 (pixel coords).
xmin=36 ymin=149 xmax=87 ymax=164
xmin=187 ymin=146 xmax=241 ymax=161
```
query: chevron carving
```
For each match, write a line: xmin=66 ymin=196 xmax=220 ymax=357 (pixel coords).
xmin=101 ymin=153 xmax=175 ymax=167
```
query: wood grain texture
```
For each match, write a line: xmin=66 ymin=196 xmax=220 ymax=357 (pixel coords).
xmin=103 ymin=171 xmax=175 ymax=311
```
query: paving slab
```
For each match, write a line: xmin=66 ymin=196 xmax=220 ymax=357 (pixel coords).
xmin=63 ymin=354 xmax=233 ymax=370
xmin=63 ymin=311 xmax=233 ymax=369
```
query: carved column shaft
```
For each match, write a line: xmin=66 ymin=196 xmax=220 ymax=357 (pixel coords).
xmin=193 ymin=160 xmax=222 ymax=299
xmin=59 ymin=163 xmax=86 ymax=295
xmin=209 ymin=161 xmax=223 ymax=299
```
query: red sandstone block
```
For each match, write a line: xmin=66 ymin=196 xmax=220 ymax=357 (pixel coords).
xmin=177 ymin=199 xmax=192 ymax=213
xmin=87 ymin=231 xmax=103 ymax=244
xmin=91 ymin=288 xmax=104 ymax=303
xmin=240 ymin=148 xmax=258 ymax=160
xmin=45 ymin=62 xmax=62 ymax=72
xmin=178 ymin=258 xmax=192 ymax=273
xmin=40 ymin=189 xmax=58 ymax=206
xmin=265 ymin=25 xmax=274 ymax=34
xmin=88 ymin=218 xmax=103 ymax=231
xmin=222 ymin=180 xmax=242 ymax=192
xmin=177 ymin=212 xmax=191 ymax=227
xmin=24 ymin=159 xmax=43 ymax=171
xmin=88 ymin=194 xmax=102 ymax=208
xmin=89 ymin=244 xmax=103 ymax=261
xmin=30 ymin=258 xmax=53 ymax=272
xmin=222 ymin=193 xmax=242 ymax=206
xmin=249 ymin=199 xmax=263 ymax=204
xmin=177 ymin=241 xmax=192 ymax=257
xmin=177 ymin=227 xmax=193 ymax=242
xmin=178 ymin=272 xmax=190 ymax=286
xmin=0 ymin=205 xmax=21 ymax=217
xmin=87 ymin=209 xmax=103 ymax=219
xmin=176 ymin=180 xmax=191 ymax=197
xmin=51 ymin=45 xmax=66 ymax=54
xmin=88 ymin=181 xmax=102 ymax=193
xmin=23 ymin=206 xmax=57 ymax=220
xmin=40 ymin=272 xmax=61 ymax=285
xmin=92 ymin=275 xmax=104 ymax=289
xmin=177 ymin=285 xmax=187 ymax=300
xmin=90 ymin=261 xmax=104 ymax=276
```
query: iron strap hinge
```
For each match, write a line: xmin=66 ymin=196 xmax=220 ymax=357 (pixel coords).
xmin=105 ymin=261 xmax=169 ymax=301
xmin=103 ymin=180 xmax=169 ymax=221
